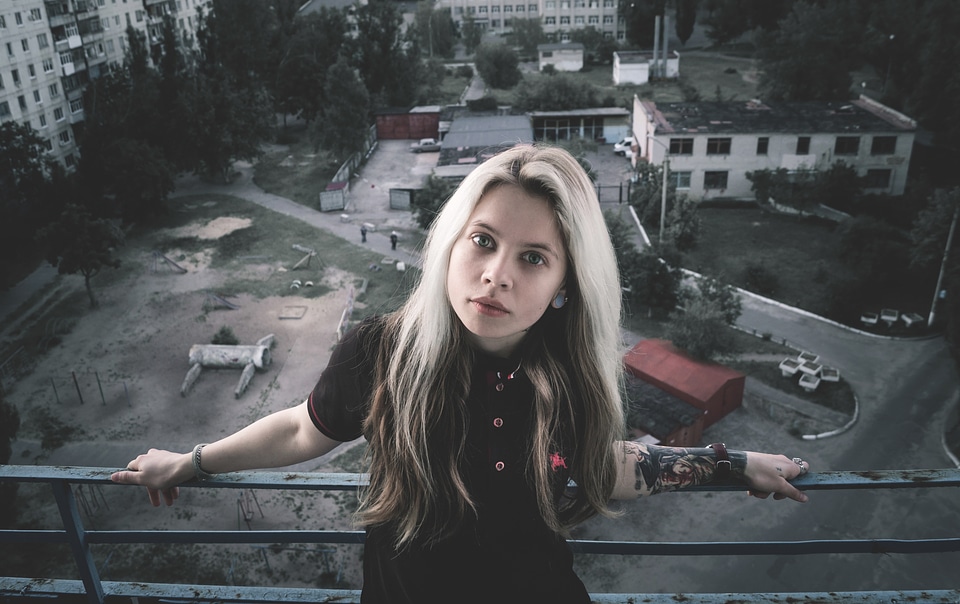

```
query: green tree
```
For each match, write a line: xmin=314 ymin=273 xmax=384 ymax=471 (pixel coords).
xmin=675 ymin=0 xmax=698 ymax=45
xmin=687 ymin=274 xmax=742 ymax=325
xmin=36 ymin=204 xmax=124 ymax=309
xmin=666 ymin=297 xmax=733 ymax=361
xmin=664 ymin=194 xmax=700 ymax=251
xmin=413 ymin=175 xmax=458 ymax=229
xmin=99 ymin=139 xmax=175 ymax=221
xmin=629 ymin=160 xmax=675 ymax=235
xmin=311 ymin=58 xmax=371 ymax=160
xmin=475 ymin=44 xmax=522 ymax=90
xmin=461 ymin=14 xmax=483 ymax=54
xmin=507 ymin=17 xmax=546 ymax=58
xmin=619 ymin=0 xmax=665 ymax=48
xmin=351 ymin=1 xmax=422 ymax=106
xmin=755 ymin=2 xmax=860 ymax=101
xmin=569 ymin=27 xmax=610 ymax=65
xmin=836 ymin=216 xmax=911 ymax=291
xmin=515 ymin=74 xmax=599 ymax=111
xmin=414 ymin=1 xmax=456 ymax=59
xmin=701 ymin=0 xmax=792 ymax=46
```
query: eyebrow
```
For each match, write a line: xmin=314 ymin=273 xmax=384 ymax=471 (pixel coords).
xmin=470 ymin=221 xmax=561 ymax=259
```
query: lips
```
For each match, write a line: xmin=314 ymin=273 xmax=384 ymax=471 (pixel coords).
xmin=471 ymin=296 xmax=508 ymax=317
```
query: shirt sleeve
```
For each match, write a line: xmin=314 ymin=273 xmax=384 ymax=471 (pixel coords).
xmin=306 ymin=318 xmax=380 ymax=442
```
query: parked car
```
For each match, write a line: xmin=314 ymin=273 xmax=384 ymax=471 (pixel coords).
xmin=613 ymin=137 xmax=635 ymax=156
xmin=410 ymin=138 xmax=441 ymax=153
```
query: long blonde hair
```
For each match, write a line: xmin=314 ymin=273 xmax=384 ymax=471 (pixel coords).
xmin=359 ymin=144 xmax=624 ymax=548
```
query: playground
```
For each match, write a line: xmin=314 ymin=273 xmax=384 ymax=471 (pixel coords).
xmin=2 ymin=196 xmax=394 ymax=589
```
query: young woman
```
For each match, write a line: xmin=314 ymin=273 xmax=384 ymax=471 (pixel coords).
xmin=112 ymin=144 xmax=809 ymax=603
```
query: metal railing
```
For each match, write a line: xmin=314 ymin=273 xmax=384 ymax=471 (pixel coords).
xmin=1 ymin=465 xmax=959 ymax=604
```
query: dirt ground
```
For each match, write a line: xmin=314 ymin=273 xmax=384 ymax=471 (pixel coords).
xmin=6 ymin=210 xmax=368 ymax=590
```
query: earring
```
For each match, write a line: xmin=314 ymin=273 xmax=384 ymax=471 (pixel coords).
xmin=552 ymin=292 xmax=567 ymax=309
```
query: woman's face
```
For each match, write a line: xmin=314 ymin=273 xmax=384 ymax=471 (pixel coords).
xmin=446 ymin=184 xmax=568 ymax=358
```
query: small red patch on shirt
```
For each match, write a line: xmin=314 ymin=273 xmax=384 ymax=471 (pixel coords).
xmin=550 ymin=452 xmax=567 ymax=471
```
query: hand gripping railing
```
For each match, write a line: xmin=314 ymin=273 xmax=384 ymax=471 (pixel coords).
xmin=1 ymin=465 xmax=959 ymax=604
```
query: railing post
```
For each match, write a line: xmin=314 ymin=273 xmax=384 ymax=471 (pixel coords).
xmin=51 ymin=481 xmax=104 ymax=604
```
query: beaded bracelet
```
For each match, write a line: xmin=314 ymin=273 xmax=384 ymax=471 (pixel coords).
xmin=192 ymin=443 xmax=217 ymax=481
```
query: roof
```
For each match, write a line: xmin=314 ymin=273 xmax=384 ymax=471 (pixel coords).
xmin=624 ymin=373 xmax=702 ymax=440
xmin=642 ymin=95 xmax=917 ymax=135
xmin=615 ymin=50 xmax=680 ymax=64
xmin=529 ymin=107 xmax=630 ymax=118
xmin=623 ymin=339 xmax=744 ymax=406
xmin=538 ymin=43 xmax=584 ymax=52
xmin=439 ymin=116 xmax=533 ymax=160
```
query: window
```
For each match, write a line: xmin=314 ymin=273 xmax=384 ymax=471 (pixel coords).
xmin=30 ymin=8 xmax=42 ymax=21
xmin=70 ymin=98 xmax=83 ymax=113
xmin=21 ymin=38 xmax=29 ymax=52
xmin=12 ymin=69 xmax=20 ymax=85
xmin=796 ymin=136 xmax=810 ymax=154
xmin=560 ymin=0 xmax=569 ymax=7
xmin=136 ymin=9 xmax=144 ymax=22
xmin=704 ymin=171 xmax=728 ymax=190
xmin=65 ymin=154 xmax=76 ymax=167
xmin=18 ymin=95 xmax=27 ymax=110
xmin=603 ymin=0 xmax=614 ymax=6
xmin=574 ymin=16 xmax=584 ymax=24
xmin=504 ymin=4 xmax=512 ymax=11
xmin=60 ymin=52 xmax=72 ymax=66
xmin=37 ymin=33 xmax=49 ymax=48
xmin=15 ymin=12 xmax=23 ymax=25
xmin=575 ymin=0 xmax=585 ymax=6
xmin=0 ymin=101 xmax=10 ymax=117
xmin=478 ymin=6 xmax=486 ymax=13
xmin=65 ymin=23 xmax=78 ymax=37
xmin=0 ymin=15 xmax=5 ymax=28
xmin=835 ymin=136 xmax=860 ymax=156
xmin=491 ymin=5 xmax=499 ymax=11
xmin=106 ymin=39 xmax=114 ymax=53
xmin=49 ymin=83 xmax=60 ymax=98
xmin=588 ymin=15 xmax=598 ymax=24
xmin=6 ymin=42 xmax=14 ymax=57
xmin=706 ymin=137 xmax=732 ymax=155
xmin=603 ymin=15 xmax=612 ymax=23
xmin=102 ymin=17 xmax=110 ymax=29
xmin=757 ymin=137 xmax=769 ymax=155
xmin=33 ymin=89 xmax=42 ymax=104
xmin=28 ymin=64 xmax=36 ymax=78
xmin=528 ymin=4 xmax=537 ymax=11
xmin=669 ymin=138 xmax=693 ymax=154
xmin=491 ymin=19 xmax=499 ymax=26
xmin=671 ymin=171 xmax=691 ymax=189
xmin=560 ymin=16 xmax=570 ymax=24
xmin=42 ymin=138 xmax=53 ymax=151
xmin=516 ymin=4 xmax=524 ymax=11
xmin=0 ymin=73 xmax=3 ymax=89
xmin=545 ymin=0 xmax=555 ymax=8
xmin=115 ymin=15 xmax=120 ymax=25
xmin=865 ymin=169 xmax=891 ymax=189
xmin=43 ymin=58 xmax=54 ymax=72
xmin=59 ymin=130 xmax=71 ymax=145
xmin=871 ymin=136 xmax=897 ymax=155
xmin=54 ymin=106 xmax=64 ymax=121
xmin=39 ymin=113 xmax=47 ymax=127
xmin=544 ymin=16 xmax=555 ymax=24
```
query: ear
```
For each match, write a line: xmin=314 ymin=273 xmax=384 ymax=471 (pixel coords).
xmin=551 ymin=290 xmax=568 ymax=309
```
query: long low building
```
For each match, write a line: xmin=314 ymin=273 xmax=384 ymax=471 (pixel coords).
xmin=633 ymin=95 xmax=917 ymax=200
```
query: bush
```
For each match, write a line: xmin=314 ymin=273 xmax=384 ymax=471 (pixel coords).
xmin=742 ymin=262 xmax=780 ymax=297
xmin=212 ymin=326 xmax=239 ymax=345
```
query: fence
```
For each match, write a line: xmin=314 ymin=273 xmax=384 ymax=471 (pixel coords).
xmin=1 ymin=465 xmax=958 ymax=604
xmin=45 ymin=370 xmax=132 ymax=407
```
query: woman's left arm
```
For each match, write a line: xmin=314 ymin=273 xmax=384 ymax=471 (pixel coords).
xmin=610 ymin=441 xmax=809 ymax=503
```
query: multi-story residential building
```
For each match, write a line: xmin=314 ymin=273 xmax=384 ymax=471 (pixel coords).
xmin=1 ymin=0 xmax=209 ymax=171
xmin=633 ymin=95 xmax=917 ymax=201
xmin=438 ymin=0 xmax=627 ymax=42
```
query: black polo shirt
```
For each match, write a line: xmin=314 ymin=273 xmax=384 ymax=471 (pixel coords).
xmin=307 ymin=320 xmax=591 ymax=604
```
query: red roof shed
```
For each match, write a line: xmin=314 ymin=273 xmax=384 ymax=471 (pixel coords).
xmin=624 ymin=339 xmax=745 ymax=429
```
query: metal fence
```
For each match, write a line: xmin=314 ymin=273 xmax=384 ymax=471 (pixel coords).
xmin=1 ymin=465 xmax=959 ymax=604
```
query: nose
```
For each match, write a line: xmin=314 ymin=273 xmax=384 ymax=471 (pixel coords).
xmin=482 ymin=254 xmax=513 ymax=289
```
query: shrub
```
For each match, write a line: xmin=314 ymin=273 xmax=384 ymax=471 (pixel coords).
xmin=212 ymin=326 xmax=239 ymax=345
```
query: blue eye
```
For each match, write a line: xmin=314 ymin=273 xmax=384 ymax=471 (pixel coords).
xmin=472 ymin=234 xmax=493 ymax=248
xmin=523 ymin=252 xmax=545 ymax=266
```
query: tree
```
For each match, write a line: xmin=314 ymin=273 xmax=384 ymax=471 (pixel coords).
xmin=666 ymin=297 xmax=733 ymax=361
xmin=836 ymin=216 xmax=912 ymax=292
xmin=310 ymin=58 xmax=371 ymax=160
xmin=675 ymin=0 xmax=698 ymax=45
xmin=351 ymin=1 xmax=422 ymax=106
xmin=36 ymin=204 xmax=124 ymax=309
xmin=474 ymin=44 xmax=522 ymax=90
xmin=412 ymin=175 xmax=458 ymax=229
xmin=629 ymin=160 xmax=675 ymax=233
xmin=414 ymin=1 xmax=456 ymax=59
xmin=755 ymin=2 xmax=860 ymax=101
xmin=99 ymin=139 xmax=175 ymax=221
xmin=507 ymin=17 xmax=546 ymax=58
xmin=686 ymin=274 xmax=742 ymax=325
xmin=701 ymin=0 xmax=792 ymax=46
xmin=664 ymin=194 xmax=700 ymax=251
xmin=619 ymin=0 xmax=665 ymax=49
xmin=515 ymin=74 xmax=599 ymax=111
xmin=461 ymin=14 xmax=483 ymax=55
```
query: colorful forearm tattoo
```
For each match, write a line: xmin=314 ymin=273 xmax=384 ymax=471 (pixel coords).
xmin=622 ymin=442 xmax=747 ymax=496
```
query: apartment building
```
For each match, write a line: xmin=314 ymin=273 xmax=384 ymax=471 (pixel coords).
xmin=633 ymin=95 xmax=917 ymax=201
xmin=1 ymin=0 xmax=209 ymax=170
xmin=438 ymin=0 xmax=627 ymax=42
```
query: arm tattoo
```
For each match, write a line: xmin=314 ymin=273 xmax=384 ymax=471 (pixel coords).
xmin=622 ymin=442 xmax=748 ymax=496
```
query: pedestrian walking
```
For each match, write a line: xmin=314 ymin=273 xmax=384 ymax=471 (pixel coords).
xmin=361 ymin=225 xmax=367 ymax=243
xmin=390 ymin=231 xmax=398 ymax=251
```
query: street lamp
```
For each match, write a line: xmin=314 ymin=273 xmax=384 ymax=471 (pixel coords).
xmin=646 ymin=135 xmax=670 ymax=244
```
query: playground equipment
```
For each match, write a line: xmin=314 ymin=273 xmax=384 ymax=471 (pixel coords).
xmin=180 ymin=334 xmax=275 ymax=398
xmin=151 ymin=251 xmax=188 ymax=274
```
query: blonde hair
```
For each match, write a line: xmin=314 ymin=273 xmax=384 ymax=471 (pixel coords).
xmin=360 ymin=144 xmax=624 ymax=548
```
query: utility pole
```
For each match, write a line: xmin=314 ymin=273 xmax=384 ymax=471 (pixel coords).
xmin=647 ymin=135 xmax=670 ymax=244
xmin=928 ymin=206 xmax=959 ymax=328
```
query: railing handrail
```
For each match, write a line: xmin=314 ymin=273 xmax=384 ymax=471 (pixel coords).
xmin=1 ymin=465 xmax=959 ymax=604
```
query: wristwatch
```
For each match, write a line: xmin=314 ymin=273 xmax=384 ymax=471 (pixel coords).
xmin=709 ymin=442 xmax=731 ymax=481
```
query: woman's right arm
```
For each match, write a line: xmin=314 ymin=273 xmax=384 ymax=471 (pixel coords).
xmin=110 ymin=400 xmax=342 ymax=506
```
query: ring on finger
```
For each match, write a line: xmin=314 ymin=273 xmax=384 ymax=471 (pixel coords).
xmin=792 ymin=457 xmax=808 ymax=475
